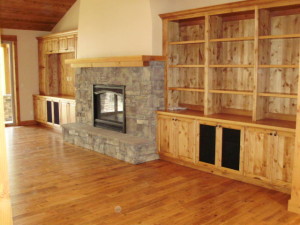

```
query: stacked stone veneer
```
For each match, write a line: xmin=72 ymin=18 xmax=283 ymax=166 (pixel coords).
xmin=63 ymin=61 xmax=165 ymax=164
xmin=3 ymin=94 xmax=13 ymax=122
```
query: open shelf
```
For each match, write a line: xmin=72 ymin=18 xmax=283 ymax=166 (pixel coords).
xmin=169 ymin=40 xmax=205 ymax=45
xmin=168 ymin=17 xmax=205 ymax=42
xmin=209 ymin=90 xmax=253 ymax=95
xmin=168 ymin=87 xmax=204 ymax=92
xmin=169 ymin=43 xmax=205 ymax=66
xmin=210 ymin=10 xmax=255 ymax=39
xmin=259 ymin=34 xmax=300 ymax=40
xmin=209 ymin=41 xmax=254 ymax=65
xmin=169 ymin=65 xmax=205 ymax=68
xmin=258 ymin=92 xmax=297 ymax=99
xmin=209 ymin=37 xmax=255 ymax=42
xmin=259 ymin=65 xmax=299 ymax=68
xmin=209 ymin=65 xmax=254 ymax=68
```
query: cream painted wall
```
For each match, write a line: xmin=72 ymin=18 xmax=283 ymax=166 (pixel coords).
xmin=77 ymin=0 xmax=153 ymax=58
xmin=55 ymin=0 xmax=247 ymax=57
xmin=150 ymin=0 xmax=246 ymax=55
xmin=1 ymin=29 xmax=49 ymax=122
xmin=52 ymin=0 xmax=80 ymax=33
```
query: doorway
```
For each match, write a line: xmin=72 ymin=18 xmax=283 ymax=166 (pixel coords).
xmin=1 ymin=35 xmax=20 ymax=126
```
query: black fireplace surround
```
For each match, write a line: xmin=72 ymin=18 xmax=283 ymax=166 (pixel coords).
xmin=93 ymin=84 xmax=126 ymax=133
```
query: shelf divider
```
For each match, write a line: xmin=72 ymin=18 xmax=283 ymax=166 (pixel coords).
xmin=168 ymin=87 xmax=205 ymax=92
xmin=209 ymin=37 xmax=255 ymax=42
xmin=258 ymin=92 xmax=298 ymax=99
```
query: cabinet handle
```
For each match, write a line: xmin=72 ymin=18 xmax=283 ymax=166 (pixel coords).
xmin=274 ymin=132 xmax=278 ymax=136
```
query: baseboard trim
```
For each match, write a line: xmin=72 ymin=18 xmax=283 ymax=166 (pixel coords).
xmin=19 ymin=120 xmax=37 ymax=126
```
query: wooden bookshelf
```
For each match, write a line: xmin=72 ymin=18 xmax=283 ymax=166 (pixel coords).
xmin=159 ymin=0 xmax=300 ymax=213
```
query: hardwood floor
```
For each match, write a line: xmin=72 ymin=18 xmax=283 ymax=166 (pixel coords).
xmin=6 ymin=125 xmax=300 ymax=225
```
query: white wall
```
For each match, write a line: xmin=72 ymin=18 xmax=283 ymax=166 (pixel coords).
xmin=1 ymin=29 xmax=49 ymax=122
xmin=53 ymin=0 xmax=246 ymax=57
xmin=52 ymin=0 xmax=80 ymax=33
xmin=77 ymin=0 xmax=153 ymax=58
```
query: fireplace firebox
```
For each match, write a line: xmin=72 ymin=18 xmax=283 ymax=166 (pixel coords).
xmin=93 ymin=84 xmax=126 ymax=133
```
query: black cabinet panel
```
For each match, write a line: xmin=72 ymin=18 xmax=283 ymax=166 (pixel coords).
xmin=199 ymin=125 xmax=216 ymax=165
xmin=222 ymin=128 xmax=240 ymax=171
xmin=47 ymin=101 xmax=52 ymax=123
xmin=54 ymin=102 xmax=60 ymax=125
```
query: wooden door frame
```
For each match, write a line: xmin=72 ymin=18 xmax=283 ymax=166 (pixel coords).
xmin=0 ymin=31 xmax=13 ymax=225
xmin=1 ymin=35 xmax=20 ymax=126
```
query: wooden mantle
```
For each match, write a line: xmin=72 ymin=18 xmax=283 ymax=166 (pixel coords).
xmin=65 ymin=55 xmax=166 ymax=68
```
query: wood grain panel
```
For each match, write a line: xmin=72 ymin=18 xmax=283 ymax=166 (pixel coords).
xmin=58 ymin=52 xmax=75 ymax=96
xmin=0 ymin=0 xmax=76 ymax=31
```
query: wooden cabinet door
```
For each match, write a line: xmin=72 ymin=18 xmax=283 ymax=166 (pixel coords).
xmin=175 ymin=117 xmax=196 ymax=163
xmin=272 ymin=131 xmax=295 ymax=186
xmin=218 ymin=124 xmax=244 ymax=173
xmin=60 ymin=101 xmax=68 ymax=125
xmin=157 ymin=116 xmax=176 ymax=158
xmin=34 ymin=97 xmax=46 ymax=123
xmin=51 ymin=39 xmax=59 ymax=53
xmin=59 ymin=37 xmax=68 ymax=52
xmin=244 ymin=128 xmax=274 ymax=182
xmin=66 ymin=36 xmax=76 ymax=52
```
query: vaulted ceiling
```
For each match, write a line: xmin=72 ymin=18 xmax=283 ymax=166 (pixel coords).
xmin=0 ymin=0 xmax=77 ymax=31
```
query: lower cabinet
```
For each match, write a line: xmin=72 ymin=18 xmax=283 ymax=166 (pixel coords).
xmin=197 ymin=121 xmax=244 ymax=173
xmin=244 ymin=127 xmax=294 ymax=186
xmin=60 ymin=100 xmax=76 ymax=124
xmin=34 ymin=96 xmax=47 ymax=123
xmin=33 ymin=95 xmax=76 ymax=127
xmin=157 ymin=114 xmax=295 ymax=192
xmin=157 ymin=115 xmax=196 ymax=163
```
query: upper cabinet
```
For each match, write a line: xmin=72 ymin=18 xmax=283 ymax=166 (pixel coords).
xmin=37 ymin=30 xmax=78 ymax=97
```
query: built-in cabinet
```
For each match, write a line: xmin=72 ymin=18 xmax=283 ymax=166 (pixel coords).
xmin=244 ymin=128 xmax=294 ymax=187
xmin=158 ymin=115 xmax=196 ymax=163
xmin=158 ymin=1 xmax=300 ymax=196
xmin=34 ymin=30 xmax=77 ymax=128
xmin=33 ymin=95 xmax=76 ymax=127
xmin=157 ymin=113 xmax=294 ymax=193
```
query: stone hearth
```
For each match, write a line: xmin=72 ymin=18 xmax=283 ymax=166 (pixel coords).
xmin=62 ymin=61 xmax=164 ymax=164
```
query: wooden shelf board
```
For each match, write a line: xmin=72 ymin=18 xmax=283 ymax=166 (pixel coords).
xmin=209 ymin=89 xmax=253 ymax=95
xmin=168 ymin=87 xmax=205 ymax=92
xmin=258 ymin=92 xmax=298 ymax=99
xmin=169 ymin=65 xmax=205 ymax=68
xmin=65 ymin=55 xmax=166 ymax=68
xmin=209 ymin=65 xmax=254 ymax=68
xmin=157 ymin=110 xmax=295 ymax=132
xmin=209 ymin=37 xmax=255 ymax=42
xmin=33 ymin=94 xmax=75 ymax=101
xmin=169 ymin=40 xmax=205 ymax=45
xmin=259 ymin=65 xmax=299 ymax=68
xmin=259 ymin=34 xmax=300 ymax=40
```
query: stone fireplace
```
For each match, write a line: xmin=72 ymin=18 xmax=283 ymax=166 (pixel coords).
xmin=62 ymin=60 xmax=165 ymax=164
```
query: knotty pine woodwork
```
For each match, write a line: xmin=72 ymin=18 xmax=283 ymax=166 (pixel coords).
xmin=157 ymin=113 xmax=293 ymax=193
xmin=6 ymin=126 xmax=300 ymax=224
xmin=160 ymin=0 xmax=300 ymax=213
xmin=37 ymin=31 xmax=77 ymax=96
xmin=65 ymin=55 xmax=166 ymax=68
xmin=33 ymin=95 xmax=75 ymax=128
xmin=0 ymin=0 xmax=76 ymax=31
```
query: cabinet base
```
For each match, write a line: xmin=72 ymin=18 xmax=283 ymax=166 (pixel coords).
xmin=159 ymin=154 xmax=291 ymax=194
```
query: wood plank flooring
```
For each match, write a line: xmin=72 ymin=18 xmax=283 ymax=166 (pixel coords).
xmin=6 ymin=125 xmax=300 ymax=225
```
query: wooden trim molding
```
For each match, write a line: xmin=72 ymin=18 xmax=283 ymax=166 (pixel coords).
xmin=36 ymin=30 xmax=78 ymax=40
xmin=65 ymin=55 xmax=166 ymax=68
xmin=0 ymin=31 xmax=13 ymax=225
xmin=1 ymin=35 xmax=21 ymax=126
xmin=19 ymin=120 xmax=37 ymax=126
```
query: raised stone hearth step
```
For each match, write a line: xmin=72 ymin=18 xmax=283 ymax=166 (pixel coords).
xmin=62 ymin=123 xmax=159 ymax=164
